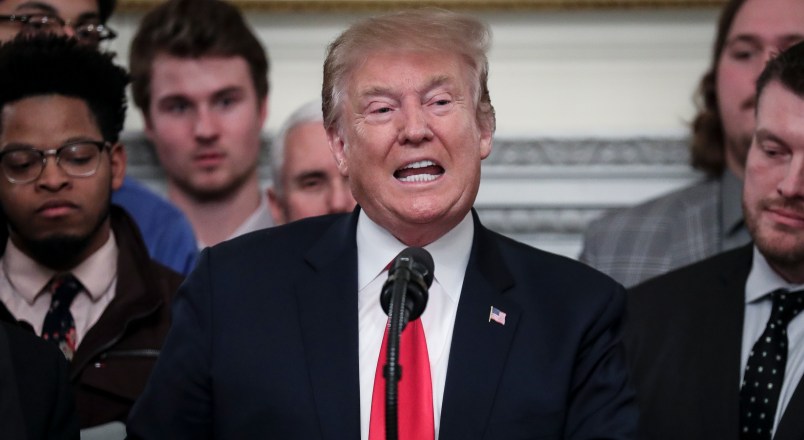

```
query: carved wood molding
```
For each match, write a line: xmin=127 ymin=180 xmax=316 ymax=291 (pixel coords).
xmin=121 ymin=132 xmax=695 ymax=236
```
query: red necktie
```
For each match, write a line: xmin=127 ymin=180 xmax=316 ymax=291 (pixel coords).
xmin=369 ymin=317 xmax=435 ymax=440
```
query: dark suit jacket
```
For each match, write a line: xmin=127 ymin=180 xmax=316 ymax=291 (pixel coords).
xmin=626 ymin=244 xmax=804 ymax=440
xmin=0 ymin=206 xmax=184 ymax=428
xmin=0 ymin=320 xmax=79 ymax=440
xmin=128 ymin=209 xmax=637 ymax=439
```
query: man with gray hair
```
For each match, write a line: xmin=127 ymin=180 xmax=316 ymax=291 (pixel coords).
xmin=128 ymin=9 xmax=637 ymax=439
xmin=267 ymin=100 xmax=355 ymax=225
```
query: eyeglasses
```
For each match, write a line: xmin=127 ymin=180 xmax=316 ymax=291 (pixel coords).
xmin=0 ymin=13 xmax=117 ymax=45
xmin=0 ymin=140 xmax=111 ymax=184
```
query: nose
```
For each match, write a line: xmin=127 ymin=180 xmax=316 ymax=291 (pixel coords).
xmin=37 ymin=157 xmax=69 ymax=191
xmin=397 ymin=102 xmax=433 ymax=145
xmin=778 ymin=155 xmax=804 ymax=199
xmin=328 ymin=176 xmax=355 ymax=214
xmin=194 ymin=106 xmax=219 ymax=143
xmin=62 ymin=25 xmax=77 ymax=38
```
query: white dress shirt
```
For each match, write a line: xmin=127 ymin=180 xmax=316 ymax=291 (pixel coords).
xmin=0 ymin=233 xmax=118 ymax=347
xmin=742 ymin=247 xmax=804 ymax=435
xmin=356 ymin=211 xmax=473 ymax=440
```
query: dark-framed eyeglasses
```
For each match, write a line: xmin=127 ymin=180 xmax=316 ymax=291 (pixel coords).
xmin=0 ymin=140 xmax=111 ymax=184
xmin=0 ymin=13 xmax=117 ymax=45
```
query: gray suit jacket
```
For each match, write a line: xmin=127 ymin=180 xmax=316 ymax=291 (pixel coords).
xmin=579 ymin=176 xmax=748 ymax=287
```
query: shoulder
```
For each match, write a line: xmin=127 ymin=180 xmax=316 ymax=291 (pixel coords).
xmin=112 ymin=177 xmax=184 ymax=221
xmin=587 ymin=177 xmax=720 ymax=234
xmin=627 ymin=245 xmax=753 ymax=328
xmin=629 ymin=244 xmax=749 ymax=301
xmin=483 ymin=227 xmax=624 ymax=308
xmin=112 ymin=178 xmax=195 ymax=237
xmin=204 ymin=213 xmax=349 ymax=270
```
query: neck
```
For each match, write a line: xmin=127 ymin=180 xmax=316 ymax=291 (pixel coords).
xmin=168 ymin=177 xmax=262 ymax=247
xmin=769 ymin=260 xmax=804 ymax=285
xmin=387 ymin=216 xmax=464 ymax=248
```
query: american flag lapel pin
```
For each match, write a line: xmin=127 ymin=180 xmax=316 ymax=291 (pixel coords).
xmin=489 ymin=306 xmax=506 ymax=326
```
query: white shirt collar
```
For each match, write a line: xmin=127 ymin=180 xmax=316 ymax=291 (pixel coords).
xmin=3 ymin=231 xmax=118 ymax=303
xmin=355 ymin=210 xmax=474 ymax=303
xmin=746 ymin=246 xmax=804 ymax=303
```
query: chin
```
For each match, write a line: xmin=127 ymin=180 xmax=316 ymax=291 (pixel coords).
xmin=756 ymin=232 xmax=804 ymax=267
xmin=25 ymin=234 xmax=94 ymax=269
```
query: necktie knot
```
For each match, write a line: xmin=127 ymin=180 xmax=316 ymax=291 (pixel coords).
xmin=769 ymin=289 xmax=804 ymax=329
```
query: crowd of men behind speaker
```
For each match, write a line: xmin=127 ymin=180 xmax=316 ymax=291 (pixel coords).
xmin=0 ymin=0 xmax=803 ymax=439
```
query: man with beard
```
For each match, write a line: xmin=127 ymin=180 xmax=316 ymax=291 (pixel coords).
xmin=580 ymin=0 xmax=804 ymax=287
xmin=0 ymin=0 xmax=198 ymax=276
xmin=0 ymin=36 xmax=183 ymax=431
xmin=129 ymin=0 xmax=272 ymax=248
xmin=626 ymin=41 xmax=804 ymax=439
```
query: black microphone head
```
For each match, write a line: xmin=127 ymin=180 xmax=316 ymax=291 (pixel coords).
xmin=380 ymin=247 xmax=434 ymax=321
xmin=395 ymin=247 xmax=434 ymax=288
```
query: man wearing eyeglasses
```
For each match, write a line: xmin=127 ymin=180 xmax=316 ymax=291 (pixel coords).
xmin=0 ymin=0 xmax=115 ymax=46
xmin=0 ymin=0 xmax=199 ymax=278
xmin=0 ymin=35 xmax=183 ymax=432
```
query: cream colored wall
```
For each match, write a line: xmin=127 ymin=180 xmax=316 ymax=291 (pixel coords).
xmin=107 ymin=7 xmax=720 ymax=137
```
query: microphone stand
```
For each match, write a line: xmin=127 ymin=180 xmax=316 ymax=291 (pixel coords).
xmin=384 ymin=262 xmax=411 ymax=440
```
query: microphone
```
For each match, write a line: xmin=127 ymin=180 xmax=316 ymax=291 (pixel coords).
xmin=380 ymin=247 xmax=434 ymax=327
xmin=379 ymin=247 xmax=434 ymax=440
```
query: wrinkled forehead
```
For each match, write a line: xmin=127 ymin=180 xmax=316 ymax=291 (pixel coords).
xmin=337 ymin=49 xmax=479 ymax=110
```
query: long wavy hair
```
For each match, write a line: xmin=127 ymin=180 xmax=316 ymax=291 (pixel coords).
xmin=690 ymin=0 xmax=747 ymax=177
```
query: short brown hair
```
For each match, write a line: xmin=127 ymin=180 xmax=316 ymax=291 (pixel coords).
xmin=322 ymin=8 xmax=495 ymax=135
xmin=756 ymin=40 xmax=804 ymax=103
xmin=689 ymin=0 xmax=747 ymax=177
xmin=129 ymin=0 xmax=269 ymax=118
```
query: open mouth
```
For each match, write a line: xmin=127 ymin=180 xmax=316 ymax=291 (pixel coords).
xmin=394 ymin=160 xmax=445 ymax=183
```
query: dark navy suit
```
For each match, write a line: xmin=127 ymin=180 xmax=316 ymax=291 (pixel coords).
xmin=128 ymin=208 xmax=637 ymax=439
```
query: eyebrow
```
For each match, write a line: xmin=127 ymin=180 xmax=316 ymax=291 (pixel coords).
xmin=358 ymin=75 xmax=454 ymax=100
xmin=211 ymin=86 xmax=245 ymax=100
xmin=293 ymin=170 xmax=327 ymax=181
xmin=727 ymin=33 xmax=804 ymax=46
xmin=755 ymin=128 xmax=789 ymax=147
xmin=14 ymin=2 xmax=59 ymax=15
xmin=14 ymin=1 xmax=100 ymax=21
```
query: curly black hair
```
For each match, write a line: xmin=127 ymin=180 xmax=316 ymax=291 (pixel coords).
xmin=0 ymin=34 xmax=129 ymax=142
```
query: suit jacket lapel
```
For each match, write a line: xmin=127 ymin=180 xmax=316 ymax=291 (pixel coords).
xmin=697 ymin=246 xmax=750 ymax=439
xmin=296 ymin=211 xmax=361 ymax=440
xmin=440 ymin=213 xmax=519 ymax=440
xmin=775 ymin=379 xmax=804 ymax=440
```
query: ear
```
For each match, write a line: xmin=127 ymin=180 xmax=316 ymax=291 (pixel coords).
xmin=109 ymin=143 xmax=126 ymax=191
xmin=479 ymin=125 xmax=493 ymax=160
xmin=266 ymin=186 xmax=286 ymax=225
xmin=258 ymin=95 xmax=269 ymax=128
xmin=143 ymin=111 xmax=155 ymax=142
xmin=327 ymin=126 xmax=349 ymax=177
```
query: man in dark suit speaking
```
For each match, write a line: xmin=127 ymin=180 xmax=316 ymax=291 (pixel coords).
xmin=127 ymin=9 xmax=637 ymax=439
xmin=626 ymin=41 xmax=804 ymax=440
